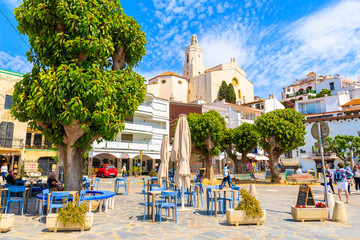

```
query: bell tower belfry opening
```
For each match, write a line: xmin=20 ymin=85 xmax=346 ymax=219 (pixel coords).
xmin=182 ymin=34 xmax=206 ymax=80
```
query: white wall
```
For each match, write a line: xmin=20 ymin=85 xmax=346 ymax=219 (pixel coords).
xmin=264 ymin=97 xmax=284 ymax=113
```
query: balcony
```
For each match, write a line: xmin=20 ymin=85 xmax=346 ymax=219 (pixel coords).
xmin=92 ymin=140 xmax=161 ymax=152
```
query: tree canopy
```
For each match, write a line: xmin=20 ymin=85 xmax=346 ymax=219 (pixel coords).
xmin=218 ymin=81 xmax=228 ymax=101
xmin=316 ymin=89 xmax=332 ymax=98
xmin=232 ymin=123 xmax=260 ymax=173
xmin=12 ymin=0 xmax=147 ymax=190
xmin=186 ymin=110 xmax=226 ymax=180
xmin=226 ymin=83 xmax=236 ymax=104
xmin=255 ymin=108 xmax=306 ymax=182
xmin=325 ymin=135 xmax=360 ymax=168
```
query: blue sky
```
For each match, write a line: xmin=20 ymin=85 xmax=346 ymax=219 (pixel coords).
xmin=1 ymin=0 xmax=360 ymax=99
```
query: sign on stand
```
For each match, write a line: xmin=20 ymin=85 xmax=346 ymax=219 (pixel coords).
xmin=296 ymin=185 xmax=315 ymax=206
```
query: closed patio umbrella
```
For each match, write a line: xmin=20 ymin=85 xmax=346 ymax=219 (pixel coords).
xmin=171 ymin=114 xmax=191 ymax=211
xmin=158 ymin=135 xmax=169 ymax=187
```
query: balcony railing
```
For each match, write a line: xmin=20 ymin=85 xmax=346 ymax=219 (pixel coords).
xmin=93 ymin=140 xmax=162 ymax=152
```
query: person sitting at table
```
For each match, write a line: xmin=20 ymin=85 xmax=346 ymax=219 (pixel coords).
xmin=5 ymin=170 xmax=16 ymax=185
xmin=47 ymin=172 xmax=61 ymax=191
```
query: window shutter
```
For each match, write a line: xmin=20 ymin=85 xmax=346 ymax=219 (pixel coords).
xmin=5 ymin=122 xmax=14 ymax=148
xmin=0 ymin=122 xmax=6 ymax=146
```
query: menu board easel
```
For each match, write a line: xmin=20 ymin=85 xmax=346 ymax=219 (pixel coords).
xmin=296 ymin=185 xmax=315 ymax=206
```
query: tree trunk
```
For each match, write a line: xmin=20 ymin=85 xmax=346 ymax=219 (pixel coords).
xmin=268 ymin=152 xmax=281 ymax=183
xmin=58 ymin=146 xmax=85 ymax=191
xmin=205 ymin=154 xmax=214 ymax=181
xmin=235 ymin=153 xmax=247 ymax=174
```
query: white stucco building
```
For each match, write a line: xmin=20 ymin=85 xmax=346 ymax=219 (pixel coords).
xmin=91 ymin=94 xmax=169 ymax=175
xmin=242 ymin=94 xmax=284 ymax=113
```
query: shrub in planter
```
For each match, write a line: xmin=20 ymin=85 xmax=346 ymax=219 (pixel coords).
xmin=130 ymin=166 xmax=142 ymax=177
xmin=47 ymin=198 xmax=93 ymax=232
xmin=0 ymin=205 xmax=14 ymax=233
xmin=226 ymin=189 xmax=266 ymax=226
xmin=149 ymin=170 xmax=157 ymax=177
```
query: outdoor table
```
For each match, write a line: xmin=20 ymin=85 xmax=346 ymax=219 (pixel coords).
xmin=0 ymin=187 xmax=31 ymax=213
xmin=209 ymin=188 xmax=236 ymax=217
xmin=149 ymin=190 xmax=175 ymax=223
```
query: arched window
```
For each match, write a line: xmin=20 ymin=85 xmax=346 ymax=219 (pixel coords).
xmin=161 ymin=79 xmax=166 ymax=84
xmin=238 ymin=90 xmax=241 ymax=99
xmin=232 ymin=78 xmax=239 ymax=87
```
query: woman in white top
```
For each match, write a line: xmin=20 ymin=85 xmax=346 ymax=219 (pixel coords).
xmin=1 ymin=163 xmax=8 ymax=181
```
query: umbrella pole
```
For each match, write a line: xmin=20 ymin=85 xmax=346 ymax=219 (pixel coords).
xmin=181 ymin=187 xmax=185 ymax=210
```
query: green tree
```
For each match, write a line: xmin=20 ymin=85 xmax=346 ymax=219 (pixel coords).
xmin=186 ymin=111 xmax=226 ymax=180
xmin=324 ymin=135 xmax=360 ymax=169
xmin=255 ymin=109 xmax=306 ymax=183
xmin=226 ymin=83 xmax=237 ymax=103
xmin=316 ymin=89 xmax=332 ymax=98
xmin=218 ymin=81 xmax=228 ymax=101
xmin=232 ymin=123 xmax=260 ymax=173
xmin=12 ymin=0 xmax=146 ymax=190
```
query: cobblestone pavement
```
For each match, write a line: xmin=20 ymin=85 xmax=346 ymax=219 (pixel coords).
xmin=1 ymin=177 xmax=360 ymax=240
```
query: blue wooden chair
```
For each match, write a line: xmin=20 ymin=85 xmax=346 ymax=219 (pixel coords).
xmin=157 ymin=191 xmax=178 ymax=223
xmin=78 ymin=190 xmax=87 ymax=205
xmin=151 ymin=187 xmax=167 ymax=192
xmin=231 ymin=186 xmax=241 ymax=204
xmin=84 ymin=181 xmax=90 ymax=191
xmin=142 ymin=189 xmax=160 ymax=221
xmin=195 ymin=183 xmax=204 ymax=206
xmin=5 ymin=186 xmax=26 ymax=215
xmin=115 ymin=178 xmax=127 ymax=195
xmin=1 ymin=184 xmax=11 ymax=207
xmin=39 ymin=189 xmax=49 ymax=222
xmin=142 ymin=178 xmax=148 ymax=190
xmin=206 ymin=186 xmax=224 ymax=217
xmin=15 ymin=180 xmax=26 ymax=186
xmin=49 ymin=191 xmax=69 ymax=213
xmin=91 ymin=178 xmax=100 ymax=190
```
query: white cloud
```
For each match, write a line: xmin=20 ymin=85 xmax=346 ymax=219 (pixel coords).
xmin=0 ymin=51 xmax=32 ymax=73
xmin=1 ymin=0 xmax=22 ymax=10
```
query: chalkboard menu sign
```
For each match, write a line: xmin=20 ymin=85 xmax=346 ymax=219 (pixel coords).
xmin=296 ymin=185 xmax=315 ymax=206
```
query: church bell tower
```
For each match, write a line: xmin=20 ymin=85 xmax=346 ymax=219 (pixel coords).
xmin=182 ymin=34 xmax=206 ymax=80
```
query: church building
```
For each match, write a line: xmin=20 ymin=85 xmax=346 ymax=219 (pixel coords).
xmin=147 ymin=34 xmax=255 ymax=104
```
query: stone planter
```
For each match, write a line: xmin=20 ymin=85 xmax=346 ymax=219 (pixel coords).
xmin=0 ymin=214 xmax=14 ymax=233
xmin=226 ymin=209 xmax=266 ymax=226
xmin=46 ymin=213 xmax=94 ymax=232
xmin=291 ymin=206 xmax=328 ymax=222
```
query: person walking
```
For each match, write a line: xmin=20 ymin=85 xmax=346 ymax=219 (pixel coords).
xmin=345 ymin=162 xmax=353 ymax=194
xmin=221 ymin=163 xmax=229 ymax=187
xmin=353 ymin=165 xmax=360 ymax=192
xmin=226 ymin=163 xmax=235 ymax=187
xmin=326 ymin=164 xmax=335 ymax=194
xmin=1 ymin=163 xmax=8 ymax=181
xmin=335 ymin=162 xmax=354 ymax=203
xmin=121 ymin=163 xmax=127 ymax=178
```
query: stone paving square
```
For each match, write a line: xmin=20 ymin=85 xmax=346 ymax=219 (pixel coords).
xmin=1 ymin=178 xmax=360 ymax=240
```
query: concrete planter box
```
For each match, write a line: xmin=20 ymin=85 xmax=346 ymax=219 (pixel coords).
xmin=0 ymin=214 xmax=14 ymax=233
xmin=46 ymin=213 xmax=94 ymax=232
xmin=291 ymin=206 xmax=328 ymax=222
xmin=226 ymin=209 xmax=266 ymax=226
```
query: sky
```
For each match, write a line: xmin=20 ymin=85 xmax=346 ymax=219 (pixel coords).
xmin=1 ymin=0 xmax=360 ymax=99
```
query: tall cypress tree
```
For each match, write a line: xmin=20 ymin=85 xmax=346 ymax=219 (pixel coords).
xmin=226 ymin=83 xmax=237 ymax=103
xmin=218 ymin=81 xmax=228 ymax=101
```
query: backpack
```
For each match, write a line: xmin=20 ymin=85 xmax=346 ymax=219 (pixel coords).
xmin=334 ymin=169 xmax=346 ymax=182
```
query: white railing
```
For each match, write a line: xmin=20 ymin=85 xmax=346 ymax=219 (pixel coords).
xmin=92 ymin=140 xmax=162 ymax=152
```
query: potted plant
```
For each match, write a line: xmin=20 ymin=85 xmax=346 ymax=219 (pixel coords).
xmin=130 ymin=166 xmax=142 ymax=177
xmin=89 ymin=168 xmax=98 ymax=180
xmin=46 ymin=199 xmax=93 ymax=232
xmin=291 ymin=202 xmax=328 ymax=222
xmin=149 ymin=170 xmax=157 ymax=177
xmin=0 ymin=204 xmax=14 ymax=233
xmin=226 ymin=189 xmax=266 ymax=226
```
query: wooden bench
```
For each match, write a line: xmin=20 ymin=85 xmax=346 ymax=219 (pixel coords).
xmin=233 ymin=173 xmax=257 ymax=183
xmin=287 ymin=174 xmax=317 ymax=184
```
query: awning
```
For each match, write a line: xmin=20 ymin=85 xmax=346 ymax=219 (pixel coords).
xmin=255 ymin=155 xmax=269 ymax=161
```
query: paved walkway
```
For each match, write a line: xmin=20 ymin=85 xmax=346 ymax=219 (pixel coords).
xmin=1 ymin=177 xmax=360 ymax=239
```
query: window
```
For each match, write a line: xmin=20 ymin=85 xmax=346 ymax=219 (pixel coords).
xmin=329 ymin=82 xmax=335 ymax=90
xmin=121 ymin=134 xmax=133 ymax=142
xmin=44 ymin=138 xmax=52 ymax=148
xmin=0 ymin=122 xmax=14 ymax=148
xmin=284 ymin=151 xmax=293 ymax=158
xmin=178 ymin=80 xmax=182 ymax=85
xmin=186 ymin=54 xmax=189 ymax=63
xmin=232 ymin=78 xmax=239 ymax=87
xmin=161 ymin=79 xmax=166 ymax=84
xmin=238 ymin=90 xmax=241 ymax=99
xmin=4 ymin=95 xmax=13 ymax=110
xmin=25 ymin=133 xmax=32 ymax=147
xmin=287 ymin=88 xmax=290 ymax=92
xmin=33 ymin=133 xmax=42 ymax=147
